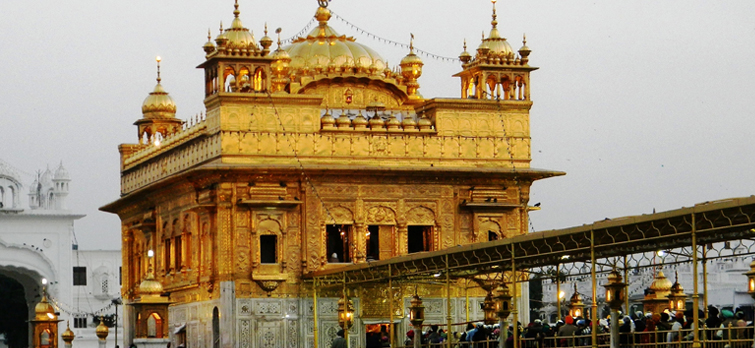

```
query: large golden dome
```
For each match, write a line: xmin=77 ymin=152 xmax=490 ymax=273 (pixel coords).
xmin=284 ymin=7 xmax=386 ymax=77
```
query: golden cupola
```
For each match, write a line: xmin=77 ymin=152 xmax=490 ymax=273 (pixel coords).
xmin=478 ymin=0 xmax=514 ymax=61
xmin=212 ymin=0 xmax=259 ymax=56
xmin=649 ymin=270 xmax=673 ymax=292
xmin=453 ymin=0 xmax=537 ymax=100
xmin=400 ymin=35 xmax=424 ymax=98
xmin=141 ymin=59 xmax=177 ymax=118
xmin=34 ymin=292 xmax=56 ymax=320
xmin=138 ymin=267 xmax=165 ymax=299
xmin=284 ymin=6 xmax=387 ymax=79
xmin=134 ymin=57 xmax=182 ymax=145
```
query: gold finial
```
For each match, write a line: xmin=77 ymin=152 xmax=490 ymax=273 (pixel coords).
xmin=482 ymin=31 xmax=485 ymax=41
xmin=207 ymin=29 xmax=212 ymax=41
xmin=463 ymin=39 xmax=467 ymax=51
xmin=264 ymin=23 xmax=268 ymax=36
xmin=155 ymin=56 xmax=162 ymax=84
xmin=275 ymin=27 xmax=282 ymax=48
xmin=523 ymin=34 xmax=527 ymax=45
xmin=219 ymin=21 xmax=224 ymax=33
xmin=233 ymin=0 xmax=240 ymax=18
xmin=317 ymin=0 xmax=329 ymax=8
xmin=491 ymin=0 xmax=498 ymax=29
xmin=409 ymin=33 xmax=415 ymax=52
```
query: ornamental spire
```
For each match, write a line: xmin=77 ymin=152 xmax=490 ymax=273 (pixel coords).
xmin=155 ymin=56 xmax=162 ymax=84
xmin=491 ymin=0 xmax=498 ymax=29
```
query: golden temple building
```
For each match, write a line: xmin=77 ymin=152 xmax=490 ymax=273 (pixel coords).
xmin=101 ymin=1 xmax=562 ymax=347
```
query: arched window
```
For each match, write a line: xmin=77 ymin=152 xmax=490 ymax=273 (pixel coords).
xmin=223 ymin=66 xmax=237 ymax=92
xmin=7 ymin=185 xmax=14 ymax=208
xmin=40 ymin=329 xmax=51 ymax=347
xmin=147 ymin=312 xmax=163 ymax=338
xmin=0 ymin=186 xmax=5 ymax=208
xmin=253 ymin=68 xmax=265 ymax=92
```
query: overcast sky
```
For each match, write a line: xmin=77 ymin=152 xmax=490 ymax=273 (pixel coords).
xmin=1 ymin=0 xmax=753 ymax=250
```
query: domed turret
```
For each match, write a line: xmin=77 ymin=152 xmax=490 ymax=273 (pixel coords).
xmin=400 ymin=35 xmax=423 ymax=98
xmin=34 ymin=291 xmax=56 ymax=321
xmin=203 ymin=29 xmax=216 ymax=55
xmin=222 ymin=1 xmax=258 ymax=54
xmin=270 ymin=30 xmax=292 ymax=94
xmin=260 ymin=24 xmax=273 ymax=56
xmin=134 ymin=57 xmax=183 ymax=145
xmin=453 ymin=0 xmax=535 ymax=100
xmin=459 ymin=40 xmax=472 ymax=65
xmin=649 ymin=271 xmax=673 ymax=292
xmin=53 ymin=161 xmax=70 ymax=181
xmin=138 ymin=268 xmax=164 ymax=297
xmin=284 ymin=6 xmax=387 ymax=79
xmin=478 ymin=1 xmax=514 ymax=60
xmin=141 ymin=58 xmax=177 ymax=117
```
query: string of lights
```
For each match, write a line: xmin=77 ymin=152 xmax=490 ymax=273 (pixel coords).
xmin=491 ymin=95 xmax=536 ymax=233
xmin=263 ymin=92 xmax=337 ymax=225
xmin=44 ymin=289 xmax=120 ymax=318
xmin=328 ymin=10 xmax=462 ymax=64
xmin=280 ymin=18 xmax=317 ymax=45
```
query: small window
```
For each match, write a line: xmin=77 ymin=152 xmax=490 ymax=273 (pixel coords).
xmin=119 ymin=267 xmax=122 ymax=285
xmin=260 ymin=235 xmax=277 ymax=264
xmin=408 ymin=226 xmax=433 ymax=254
xmin=101 ymin=278 xmax=109 ymax=294
xmin=74 ymin=317 xmax=87 ymax=328
xmin=73 ymin=267 xmax=87 ymax=286
xmin=174 ymin=236 xmax=182 ymax=271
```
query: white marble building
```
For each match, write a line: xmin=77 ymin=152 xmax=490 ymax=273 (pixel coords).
xmin=0 ymin=159 xmax=121 ymax=348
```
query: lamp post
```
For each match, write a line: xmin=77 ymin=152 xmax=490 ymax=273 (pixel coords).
xmin=603 ymin=269 xmax=627 ymax=348
xmin=112 ymin=298 xmax=122 ymax=348
xmin=743 ymin=260 xmax=755 ymax=348
xmin=337 ymin=294 xmax=354 ymax=347
xmin=668 ymin=271 xmax=686 ymax=312
xmin=482 ymin=291 xmax=498 ymax=325
xmin=568 ymin=284 xmax=585 ymax=319
xmin=495 ymin=283 xmax=513 ymax=348
xmin=409 ymin=291 xmax=425 ymax=348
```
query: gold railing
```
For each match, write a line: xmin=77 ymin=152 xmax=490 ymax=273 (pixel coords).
xmin=391 ymin=326 xmax=755 ymax=348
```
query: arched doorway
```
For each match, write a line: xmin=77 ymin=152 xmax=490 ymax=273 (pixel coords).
xmin=0 ymin=274 xmax=29 ymax=348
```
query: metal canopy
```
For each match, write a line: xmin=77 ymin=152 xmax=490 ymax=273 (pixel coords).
xmin=306 ymin=196 xmax=755 ymax=287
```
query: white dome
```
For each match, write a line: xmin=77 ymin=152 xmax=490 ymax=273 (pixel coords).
xmin=40 ymin=168 xmax=53 ymax=186
xmin=54 ymin=162 xmax=70 ymax=181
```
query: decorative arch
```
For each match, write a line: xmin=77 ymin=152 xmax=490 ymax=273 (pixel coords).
xmin=223 ymin=66 xmax=237 ymax=92
xmin=479 ymin=219 xmax=503 ymax=241
xmin=405 ymin=206 xmax=436 ymax=225
xmin=365 ymin=206 xmax=396 ymax=225
xmin=0 ymin=239 xmax=58 ymax=282
xmin=327 ymin=206 xmax=354 ymax=225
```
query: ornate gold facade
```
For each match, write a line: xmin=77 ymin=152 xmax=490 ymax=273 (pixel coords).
xmin=102 ymin=2 xmax=562 ymax=347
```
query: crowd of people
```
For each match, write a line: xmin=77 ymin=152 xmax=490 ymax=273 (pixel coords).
xmin=394 ymin=306 xmax=754 ymax=348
